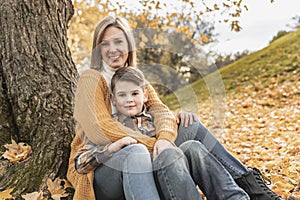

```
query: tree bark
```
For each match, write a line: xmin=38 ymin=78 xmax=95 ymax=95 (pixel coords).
xmin=0 ymin=0 xmax=77 ymax=197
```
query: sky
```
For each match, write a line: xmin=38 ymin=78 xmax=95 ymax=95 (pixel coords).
xmin=208 ymin=0 xmax=300 ymax=55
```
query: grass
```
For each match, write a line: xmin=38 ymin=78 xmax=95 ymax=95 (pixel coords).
xmin=162 ymin=29 xmax=300 ymax=111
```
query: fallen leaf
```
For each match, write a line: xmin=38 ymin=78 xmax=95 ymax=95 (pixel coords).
xmin=2 ymin=139 xmax=32 ymax=163
xmin=22 ymin=191 xmax=44 ymax=200
xmin=0 ymin=188 xmax=14 ymax=200
xmin=46 ymin=178 xmax=68 ymax=198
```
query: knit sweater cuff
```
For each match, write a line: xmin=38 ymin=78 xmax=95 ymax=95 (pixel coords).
xmin=156 ymin=130 xmax=177 ymax=144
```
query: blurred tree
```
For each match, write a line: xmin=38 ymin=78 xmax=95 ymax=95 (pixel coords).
xmin=289 ymin=15 xmax=300 ymax=30
xmin=210 ymin=50 xmax=249 ymax=72
xmin=68 ymin=0 xmax=251 ymax=71
xmin=269 ymin=30 xmax=290 ymax=44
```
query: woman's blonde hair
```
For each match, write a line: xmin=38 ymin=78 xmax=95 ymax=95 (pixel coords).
xmin=90 ymin=16 xmax=137 ymax=70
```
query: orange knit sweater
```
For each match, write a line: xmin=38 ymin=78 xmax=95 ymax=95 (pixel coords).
xmin=67 ymin=69 xmax=177 ymax=200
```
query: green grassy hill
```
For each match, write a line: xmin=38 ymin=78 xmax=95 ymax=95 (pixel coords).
xmin=162 ymin=29 xmax=300 ymax=110
xmin=162 ymin=29 xmax=300 ymax=199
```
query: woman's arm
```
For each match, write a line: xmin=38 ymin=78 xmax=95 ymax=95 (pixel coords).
xmin=145 ymin=83 xmax=178 ymax=143
xmin=73 ymin=70 xmax=156 ymax=150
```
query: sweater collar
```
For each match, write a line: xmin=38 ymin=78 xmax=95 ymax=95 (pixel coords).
xmin=100 ymin=61 xmax=118 ymax=89
xmin=112 ymin=106 xmax=152 ymax=122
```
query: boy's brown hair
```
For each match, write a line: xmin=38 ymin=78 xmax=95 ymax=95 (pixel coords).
xmin=111 ymin=66 xmax=146 ymax=93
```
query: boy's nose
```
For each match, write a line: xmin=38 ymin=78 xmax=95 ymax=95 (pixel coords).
xmin=127 ymin=96 xmax=133 ymax=102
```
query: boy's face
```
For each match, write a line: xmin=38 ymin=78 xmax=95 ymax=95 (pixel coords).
xmin=112 ymin=80 xmax=148 ymax=117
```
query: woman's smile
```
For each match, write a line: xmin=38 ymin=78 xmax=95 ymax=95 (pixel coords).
xmin=100 ymin=26 xmax=129 ymax=68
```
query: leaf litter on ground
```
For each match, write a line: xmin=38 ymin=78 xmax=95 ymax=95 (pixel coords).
xmin=197 ymin=70 xmax=299 ymax=199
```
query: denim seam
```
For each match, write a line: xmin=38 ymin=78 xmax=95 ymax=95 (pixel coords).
xmin=124 ymin=151 xmax=136 ymax=200
xmin=211 ymin=151 xmax=243 ymax=178
xmin=158 ymin=160 xmax=177 ymax=200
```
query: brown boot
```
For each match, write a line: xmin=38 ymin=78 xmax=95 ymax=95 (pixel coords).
xmin=235 ymin=168 xmax=283 ymax=200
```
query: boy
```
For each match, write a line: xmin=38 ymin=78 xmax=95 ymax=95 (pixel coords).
xmin=74 ymin=66 xmax=156 ymax=173
xmin=110 ymin=66 xmax=156 ymax=137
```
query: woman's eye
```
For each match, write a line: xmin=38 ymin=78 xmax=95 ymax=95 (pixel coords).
xmin=100 ymin=42 xmax=109 ymax=46
xmin=115 ymin=39 xmax=123 ymax=44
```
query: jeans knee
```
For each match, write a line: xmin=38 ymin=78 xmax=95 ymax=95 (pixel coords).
xmin=124 ymin=144 xmax=151 ymax=162
xmin=126 ymin=143 xmax=149 ymax=154
xmin=153 ymin=147 xmax=185 ymax=170
xmin=180 ymin=140 xmax=209 ymax=159
xmin=123 ymin=144 xmax=152 ymax=173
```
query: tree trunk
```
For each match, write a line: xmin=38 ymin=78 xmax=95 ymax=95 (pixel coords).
xmin=0 ymin=0 xmax=77 ymax=197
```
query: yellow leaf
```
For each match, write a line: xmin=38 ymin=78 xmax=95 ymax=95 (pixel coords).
xmin=4 ymin=139 xmax=18 ymax=150
xmin=22 ymin=191 xmax=44 ymax=200
xmin=155 ymin=1 xmax=160 ymax=9
xmin=2 ymin=140 xmax=32 ymax=163
xmin=0 ymin=188 xmax=13 ymax=199
xmin=46 ymin=178 xmax=68 ymax=198
xmin=214 ymin=4 xmax=219 ymax=10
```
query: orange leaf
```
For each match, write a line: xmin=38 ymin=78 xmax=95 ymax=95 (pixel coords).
xmin=0 ymin=188 xmax=14 ymax=199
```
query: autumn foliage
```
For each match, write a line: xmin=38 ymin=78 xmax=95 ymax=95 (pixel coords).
xmin=164 ymin=29 xmax=300 ymax=199
xmin=1 ymin=0 xmax=298 ymax=199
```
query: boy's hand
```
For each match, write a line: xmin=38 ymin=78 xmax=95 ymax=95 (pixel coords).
xmin=153 ymin=139 xmax=174 ymax=158
xmin=176 ymin=111 xmax=198 ymax=127
xmin=107 ymin=136 xmax=137 ymax=154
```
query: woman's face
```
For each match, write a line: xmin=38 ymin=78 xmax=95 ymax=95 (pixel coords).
xmin=100 ymin=26 xmax=129 ymax=69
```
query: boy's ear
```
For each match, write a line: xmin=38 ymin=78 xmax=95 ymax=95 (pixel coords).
xmin=143 ymin=89 xmax=148 ymax=103
xmin=111 ymin=93 xmax=116 ymax=105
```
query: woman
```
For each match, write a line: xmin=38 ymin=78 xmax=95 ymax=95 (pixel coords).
xmin=67 ymin=16 xmax=281 ymax=200
xmin=67 ymin=16 xmax=167 ymax=200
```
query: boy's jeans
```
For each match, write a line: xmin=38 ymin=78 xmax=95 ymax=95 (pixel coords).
xmin=175 ymin=120 xmax=248 ymax=179
xmin=153 ymin=141 xmax=249 ymax=200
xmin=152 ymin=120 xmax=250 ymax=199
xmin=94 ymin=144 xmax=160 ymax=200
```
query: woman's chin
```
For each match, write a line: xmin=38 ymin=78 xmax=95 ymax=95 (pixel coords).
xmin=108 ymin=60 xmax=125 ymax=69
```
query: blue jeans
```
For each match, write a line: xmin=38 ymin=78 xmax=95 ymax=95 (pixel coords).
xmin=152 ymin=120 xmax=250 ymax=200
xmin=175 ymin=120 xmax=248 ymax=179
xmin=93 ymin=144 xmax=160 ymax=200
xmin=153 ymin=141 xmax=249 ymax=200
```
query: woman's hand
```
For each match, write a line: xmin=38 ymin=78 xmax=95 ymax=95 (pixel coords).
xmin=176 ymin=111 xmax=198 ymax=127
xmin=152 ymin=139 xmax=174 ymax=159
xmin=107 ymin=136 xmax=137 ymax=154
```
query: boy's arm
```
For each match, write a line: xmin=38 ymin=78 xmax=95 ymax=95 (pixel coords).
xmin=75 ymin=137 xmax=137 ymax=174
xmin=74 ymin=141 xmax=111 ymax=174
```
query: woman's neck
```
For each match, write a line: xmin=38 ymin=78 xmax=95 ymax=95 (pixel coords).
xmin=100 ymin=61 xmax=119 ymax=114
xmin=101 ymin=61 xmax=118 ymax=75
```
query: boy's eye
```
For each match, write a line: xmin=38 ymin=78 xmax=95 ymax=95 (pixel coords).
xmin=132 ymin=92 xmax=139 ymax=96
xmin=118 ymin=93 xmax=126 ymax=97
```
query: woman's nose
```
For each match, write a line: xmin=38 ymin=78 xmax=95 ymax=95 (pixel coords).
xmin=108 ymin=44 xmax=117 ymax=53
